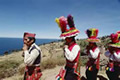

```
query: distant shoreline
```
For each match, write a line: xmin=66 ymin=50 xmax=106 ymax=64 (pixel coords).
xmin=0 ymin=39 xmax=61 ymax=56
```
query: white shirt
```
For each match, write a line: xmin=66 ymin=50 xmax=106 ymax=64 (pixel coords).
xmin=105 ymin=50 xmax=120 ymax=62
xmin=113 ymin=52 xmax=120 ymax=62
xmin=88 ymin=47 xmax=100 ymax=59
xmin=105 ymin=51 xmax=114 ymax=61
xmin=64 ymin=45 xmax=80 ymax=62
xmin=24 ymin=43 xmax=41 ymax=66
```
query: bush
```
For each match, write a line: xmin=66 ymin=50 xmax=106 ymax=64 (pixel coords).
xmin=80 ymin=56 xmax=88 ymax=66
xmin=0 ymin=60 xmax=22 ymax=79
xmin=18 ymin=66 xmax=25 ymax=75
xmin=41 ymin=55 xmax=65 ymax=70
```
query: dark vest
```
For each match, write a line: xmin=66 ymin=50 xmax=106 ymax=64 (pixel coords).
xmin=29 ymin=45 xmax=41 ymax=65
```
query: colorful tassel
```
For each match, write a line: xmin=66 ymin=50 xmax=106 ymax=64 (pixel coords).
xmin=67 ymin=14 xmax=75 ymax=28
xmin=106 ymin=67 xmax=114 ymax=72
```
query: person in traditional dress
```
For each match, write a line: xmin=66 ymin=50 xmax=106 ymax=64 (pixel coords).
xmin=55 ymin=15 xmax=81 ymax=80
xmin=84 ymin=28 xmax=101 ymax=80
xmin=22 ymin=32 xmax=42 ymax=80
xmin=105 ymin=33 xmax=120 ymax=80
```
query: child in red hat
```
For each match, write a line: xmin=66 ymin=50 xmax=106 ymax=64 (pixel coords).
xmin=55 ymin=15 xmax=81 ymax=80
xmin=84 ymin=28 xmax=101 ymax=80
xmin=105 ymin=33 xmax=120 ymax=80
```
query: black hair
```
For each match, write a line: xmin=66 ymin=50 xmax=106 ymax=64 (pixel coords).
xmin=28 ymin=37 xmax=36 ymax=43
xmin=71 ymin=36 xmax=76 ymax=42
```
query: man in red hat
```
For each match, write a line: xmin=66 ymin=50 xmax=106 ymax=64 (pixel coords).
xmin=84 ymin=28 xmax=101 ymax=80
xmin=56 ymin=15 xmax=81 ymax=80
xmin=22 ymin=32 xmax=42 ymax=80
xmin=105 ymin=33 xmax=120 ymax=80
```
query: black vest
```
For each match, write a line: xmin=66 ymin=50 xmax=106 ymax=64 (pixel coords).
xmin=29 ymin=45 xmax=41 ymax=65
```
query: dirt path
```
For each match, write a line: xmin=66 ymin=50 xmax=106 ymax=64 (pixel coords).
xmin=41 ymin=66 xmax=62 ymax=80
xmin=3 ymin=65 xmax=108 ymax=80
xmin=41 ymin=66 xmax=108 ymax=80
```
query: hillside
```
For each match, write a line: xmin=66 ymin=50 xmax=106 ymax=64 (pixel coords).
xmin=0 ymin=36 xmax=110 ymax=80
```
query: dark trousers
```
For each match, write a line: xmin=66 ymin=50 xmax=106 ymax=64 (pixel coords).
xmin=64 ymin=66 xmax=78 ymax=80
xmin=106 ymin=66 xmax=120 ymax=80
xmin=86 ymin=68 xmax=98 ymax=80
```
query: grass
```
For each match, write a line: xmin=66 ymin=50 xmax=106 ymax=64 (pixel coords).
xmin=41 ymin=56 xmax=65 ymax=70
xmin=17 ymin=55 xmax=66 ymax=77
xmin=80 ymin=56 xmax=88 ymax=66
xmin=0 ymin=60 xmax=22 ymax=79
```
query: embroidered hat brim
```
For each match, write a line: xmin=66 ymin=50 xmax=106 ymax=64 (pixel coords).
xmin=86 ymin=38 xmax=100 ymax=43
xmin=60 ymin=29 xmax=80 ymax=38
xmin=109 ymin=43 xmax=120 ymax=48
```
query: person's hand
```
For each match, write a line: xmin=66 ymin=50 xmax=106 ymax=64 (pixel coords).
xmin=64 ymin=45 xmax=68 ymax=49
xmin=63 ymin=45 xmax=68 ymax=54
xmin=22 ymin=44 xmax=28 ymax=51
xmin=89 ymin=50 xmax=93 ymax=53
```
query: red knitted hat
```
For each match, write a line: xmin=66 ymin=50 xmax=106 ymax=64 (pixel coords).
xmin=23 ymin=32 xmax=36 ymax=38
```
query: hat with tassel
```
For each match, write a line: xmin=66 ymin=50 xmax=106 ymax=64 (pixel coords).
xmin=55 ymin=15 xmax=80 ymax=38
xmin=86 ymin=28 xmax=100 ymax=43
xmin=109 ymin=33 xmax=120 ymax=48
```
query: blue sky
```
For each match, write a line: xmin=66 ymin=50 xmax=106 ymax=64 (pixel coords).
xmin=0 ymin=0 xmax=120 ymax=39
